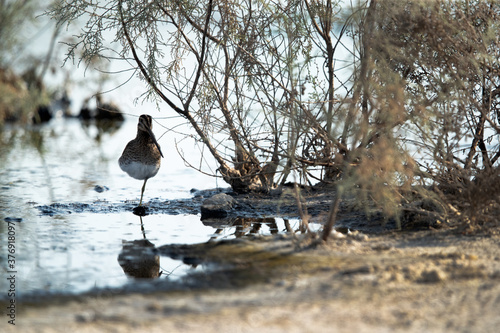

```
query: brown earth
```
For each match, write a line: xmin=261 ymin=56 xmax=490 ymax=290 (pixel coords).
xmin=4 ymin=224 xmax=500 ymax=333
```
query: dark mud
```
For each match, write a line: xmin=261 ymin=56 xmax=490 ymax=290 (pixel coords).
xmin=36 ymin=187 xmax=400 ymax=234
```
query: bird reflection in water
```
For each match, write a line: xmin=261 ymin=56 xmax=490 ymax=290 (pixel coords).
xmin=117 ymin=216 xmax=161 ymax=279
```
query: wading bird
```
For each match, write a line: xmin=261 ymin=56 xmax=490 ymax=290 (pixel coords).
xmin=119 ymin=115 xmax=163 ymax=207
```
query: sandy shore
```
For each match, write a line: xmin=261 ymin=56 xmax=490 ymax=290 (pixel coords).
xmin=3 ymin=227 xmax=500 ymax=333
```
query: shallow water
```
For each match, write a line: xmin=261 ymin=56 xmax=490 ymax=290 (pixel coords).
xmin=0 ymin=118 xmax=302 ymax=299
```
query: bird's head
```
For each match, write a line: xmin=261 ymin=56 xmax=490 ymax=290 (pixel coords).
xmin=138 ymin=114 xmax=164 ymax=158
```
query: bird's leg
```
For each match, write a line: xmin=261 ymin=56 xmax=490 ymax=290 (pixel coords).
xmin=139 ymin=179 xmax=148 ymax=206
xmin=139 ymin=216 xmax=146 ymax=239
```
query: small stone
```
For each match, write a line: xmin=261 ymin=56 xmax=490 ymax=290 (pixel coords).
xmin=75 ymin=311 xmax=96 ymax=323
xmin=201 ymin=193 xmax=237 ymax=219
xmin=419 ymin=268 xmax=447 ymax=283
xmin=348 ymin=230 xmax=368 ymax=241
xmin=94 ymin=185 xmax=109 ymax=193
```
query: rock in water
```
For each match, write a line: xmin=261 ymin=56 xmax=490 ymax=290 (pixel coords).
xmin=201 ymin=193 xmax=237 ymax=219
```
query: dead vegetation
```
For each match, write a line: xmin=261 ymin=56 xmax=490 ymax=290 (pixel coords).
xmin=47 ymin=0 xmax=500 ymax=236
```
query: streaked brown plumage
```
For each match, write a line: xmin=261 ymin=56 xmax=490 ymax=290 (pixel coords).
xmin=119 ymin=114 xmax=163 ymax=206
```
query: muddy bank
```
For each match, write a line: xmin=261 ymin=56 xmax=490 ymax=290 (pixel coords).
xmin=4 ymin=227 xmax=500 ymax=333
xmin=35 ymin=187 xmax=401 ymax=233
xmin=34 ymin=188 xmax=321 ymax=217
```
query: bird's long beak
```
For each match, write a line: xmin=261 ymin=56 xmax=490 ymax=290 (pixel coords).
xmin=145 ymin=127 xmax=164 ymax=158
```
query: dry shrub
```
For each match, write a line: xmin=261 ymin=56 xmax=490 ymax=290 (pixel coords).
xmin=461 ymin=169 xmax=500 ymax=226
xmin=347 ymin=137 xmax=413 ymax=225
xmin=0 ymin=68 xmax=32 ymax=124
xmin=360 ymin=0 xmax=500 ymax=230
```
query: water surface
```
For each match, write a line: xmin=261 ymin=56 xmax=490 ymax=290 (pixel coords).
xmin=0 ymin=118 xmax=301 ymax=299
